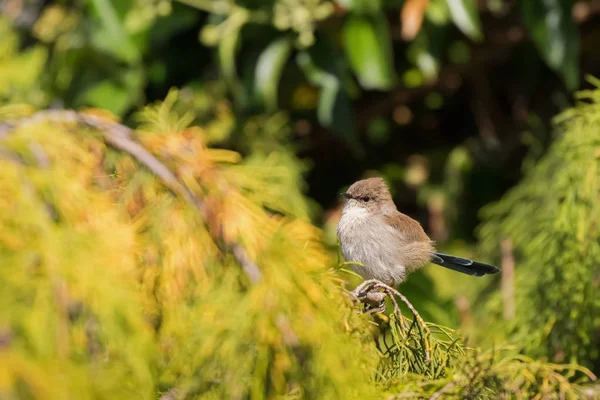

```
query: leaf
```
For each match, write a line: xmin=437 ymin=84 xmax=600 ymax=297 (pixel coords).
xmin=342 ymin=13 xmax=397 ymax=90
xmin=518 ymin=0 xmax=579 ymax=90
xmin=148 ymin=5 xmax=201 ymax=44
xmin=401 ymin=0 xmax=430 ymax=40
xmin=88 ymin=0 xmax=140 ymax=63
xmin=254 ymin=37 xmax=293 ymax=111
xmin=297 ymin=50 xmax=363 ymax=157
xmin=407 ymin=23 xmax=449 ymax=82
xmin=445 ymin=0 xmax=483 ymax=41
xmin=76 ymin=69 xmax=143 ymax=116
xmin=319 ymin=81 xmax=351 ymax=136
xmin=218 ymin=11 xmax=249 ymax=106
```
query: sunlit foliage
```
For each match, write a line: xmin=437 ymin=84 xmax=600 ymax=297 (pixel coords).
xmin=477 ymin=78 xmax=600 ymax=368
xmin=1 ymin=90 xmax=597 ymax=399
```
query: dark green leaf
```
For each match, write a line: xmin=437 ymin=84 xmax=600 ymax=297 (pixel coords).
xmin=407 ymin=23 xmax=450 ymax=82
xmin=149 ymin=5 xmax=201 ymax=44
xmin=218 ymin=11 xmax=248 ymax=106
xmin=254 ymin=37 xmax=293 ymax=111
xmin=297 ymin=51 xmax=363 ymax=157
xmin=445 ymin=0 xmax=483 ymax=41
xmin=88 ymin=0 xmax=140 ymax=64
xmin=342 ymin=13 xmax=397 ymax=90
xmin=318 ymin=81 xmax=352 ymax=138
xmin=519 ymin=0 xmax=579 ymax=90
xmin=76 ymin=69 xmax=143 ymax=115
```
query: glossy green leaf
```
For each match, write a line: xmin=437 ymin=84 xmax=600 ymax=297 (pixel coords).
xmin=297 ymin=50 xmax=363 ymax=157
xmin=519 ymin=0 xmax=579 ymax=90
xmin=89 ymin=0 xmax=140 ymax=63
xmin=342 ymin=13 xmax=397 ymax=90
xmin=445 ymin=0 xmax=483 ymax=41
xmin=320 ymin=82 xmax=349 ymax=132
xmin=218 ymin=11 xmax=248 ymax=106
xmin=254 ymin=37 xmax=293 ymax=111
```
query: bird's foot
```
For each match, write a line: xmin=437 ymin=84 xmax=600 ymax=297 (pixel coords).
xmin=364 ymin=301 xmax=386 ymax=314
xmin=362 ymin=291 xmax=387 ymax=314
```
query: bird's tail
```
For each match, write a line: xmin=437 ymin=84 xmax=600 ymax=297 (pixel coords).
xmin=431 ymin=252 xmax=500 ymax=277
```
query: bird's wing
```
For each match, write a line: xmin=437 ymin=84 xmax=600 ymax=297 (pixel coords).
xmin=383 ymin=212 xmax=430 ymax=242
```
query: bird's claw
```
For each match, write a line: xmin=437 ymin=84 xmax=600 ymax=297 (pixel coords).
xmin=364 ymin=300 xmax=386 ymax=314
xmin=362 ymin=291 xmax=387 ymax=314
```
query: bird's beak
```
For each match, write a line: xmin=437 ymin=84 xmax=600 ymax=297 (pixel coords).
xmin=340 ymin=192 xmax=351 ymax=199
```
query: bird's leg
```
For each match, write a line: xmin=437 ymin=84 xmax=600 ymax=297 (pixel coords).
xmin=350 ymin=280 xmax=388 ymax=314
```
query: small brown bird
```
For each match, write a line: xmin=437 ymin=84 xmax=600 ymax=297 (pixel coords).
xmin=336 ymin=177 xmax=499 ymax=285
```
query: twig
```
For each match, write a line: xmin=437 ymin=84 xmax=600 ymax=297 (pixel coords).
xmin=351 ymin=279 xmax=431 ymax=364
xmin=231 ymin=243 xmax=262 ymax=284
xmin=0 ymin=110 xmax=262 ymax=283
xmin=430 ymin=382 xmax=455 ymax=400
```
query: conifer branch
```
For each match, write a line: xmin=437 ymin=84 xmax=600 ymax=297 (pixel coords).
xmin=351 ymin=279 xmax=431 ymax=364
xmin=0 ymin=110 xmax=262 ymax=283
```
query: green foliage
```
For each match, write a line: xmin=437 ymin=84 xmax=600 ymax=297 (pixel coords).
xmin=0 ymin=18 xmax=48 ymax=107
xmin=6 ymin=0 xmax=582 ymax=151
xmin=478 ymin=79 xmax=600 ymax=367
xmin=0 ymin=102 xmax=380 ymax=399
xmin=1 ymin=95 xmax=597 ymax=398
xmin=254 ymin=37 xmax=294 ymax=111
xmin=376 ymin=315 xmax=465 ymax=381
xmin=385 ymin=346 xmax=595 ymax=399
xmin=445 ymin=0 xmax=483 ymax=42
xmin=296 ymin=40 xmax=360 ymax=155
xmin=0 ymin=123 xmax=156 ymax=399
xmin=342 ymin=12 xmax=397 ymax=90
xmin=182 ymin=0 xmax=582 ymax=151
xmin=518 ymin=0 xmax=579 ymax=90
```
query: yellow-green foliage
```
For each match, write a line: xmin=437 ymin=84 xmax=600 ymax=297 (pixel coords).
xmin=0 ymin=92 xmax=597 ymax=399
xmin=0 ymin=100 xmax=380 ymax=399
xmin=477 ymin=79 xmax=600 ymax=367
xmin=0 ymin=123 xmax=155 ymax=399
xmin=384 ymin=346 xmax=595 ymax=399
xmin=0 ymin=18 xmax=48 ymax=107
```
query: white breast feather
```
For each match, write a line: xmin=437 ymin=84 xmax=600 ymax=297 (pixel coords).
xmin=337 ymin=205 xmax=408 ymax=284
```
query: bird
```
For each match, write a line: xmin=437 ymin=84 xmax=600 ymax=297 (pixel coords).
xmin=336 ymin=177 xmax=499 ymax=286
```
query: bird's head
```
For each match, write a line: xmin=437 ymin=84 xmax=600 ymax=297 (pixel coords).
xmin=340 ymin=177 xmax=394 ymax=212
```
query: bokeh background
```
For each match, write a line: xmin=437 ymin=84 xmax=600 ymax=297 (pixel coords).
xmin=2 ymin=0 xmax=600 ymax=398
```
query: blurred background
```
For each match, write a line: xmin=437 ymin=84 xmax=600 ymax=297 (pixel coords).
xmin=2 ymin=0 xmax=600 ymax=398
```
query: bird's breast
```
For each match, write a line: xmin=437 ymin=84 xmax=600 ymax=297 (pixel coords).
xmin=337 ymin=207 xmax=402 ymax=278
xmin=336 ymin=206 xmax=432 ymax=284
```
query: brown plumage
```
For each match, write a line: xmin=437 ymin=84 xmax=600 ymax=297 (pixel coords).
xmin=337 ymin=177 xmax=499 ymax=285
xmin=383 ymin=213 xmax=430 ymax=243
xmin=344 ymin=177 xmax=393 ymax=204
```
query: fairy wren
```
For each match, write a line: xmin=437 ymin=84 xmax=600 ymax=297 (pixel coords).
xmin=336 ymin=177 xmax=499 ymax=285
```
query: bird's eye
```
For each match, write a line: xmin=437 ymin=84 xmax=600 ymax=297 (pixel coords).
xmin=362 ymin=196 xmax=370 ymax=202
